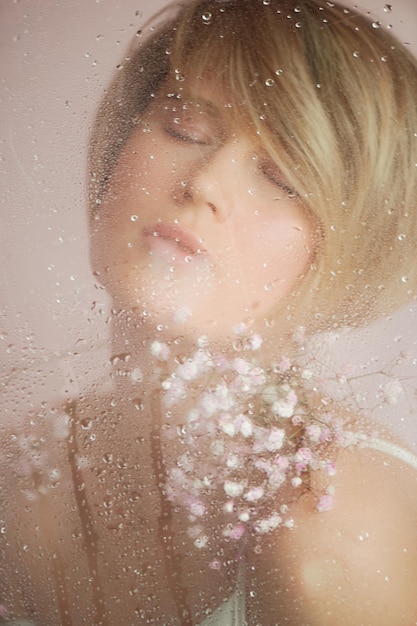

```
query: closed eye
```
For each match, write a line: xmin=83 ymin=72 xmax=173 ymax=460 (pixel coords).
xmin=260 ymin=161 xmax=297 ymax=197
xmin=164 ymin=125 xmax=209 ymax=146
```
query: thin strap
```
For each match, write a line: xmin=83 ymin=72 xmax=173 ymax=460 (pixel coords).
xmin=364 ymin=437 xmax=417 ymax=470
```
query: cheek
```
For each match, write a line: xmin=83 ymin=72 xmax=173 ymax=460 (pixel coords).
xmin=250 ymin=219 xmax=312 ymax=276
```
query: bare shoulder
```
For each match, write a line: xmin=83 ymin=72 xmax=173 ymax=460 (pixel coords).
xmin=247 ymin=440 xmax=417 ymax=625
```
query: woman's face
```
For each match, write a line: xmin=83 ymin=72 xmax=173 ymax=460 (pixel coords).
xmin=92 ymin=80 xmax=315 ymax=338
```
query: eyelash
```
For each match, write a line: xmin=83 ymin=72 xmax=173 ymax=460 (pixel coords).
xmin=263 ymin=173 xmax=295 ymax=195
xmin=259 ymin=164 xmax=297 ymax=196
xmin=164 ymin=125 xmax=208 ymax=146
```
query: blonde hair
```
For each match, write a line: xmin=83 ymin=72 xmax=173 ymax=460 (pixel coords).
xmin=89 ymin=0 xmax=417 ymax=331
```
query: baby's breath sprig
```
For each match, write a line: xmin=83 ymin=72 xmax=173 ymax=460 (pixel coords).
xmin=150 ymin=329 xmax=356 ymax=555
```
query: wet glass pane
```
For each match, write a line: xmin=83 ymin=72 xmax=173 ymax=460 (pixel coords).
xmin=1 ymin=1 xmax=417 ymax=624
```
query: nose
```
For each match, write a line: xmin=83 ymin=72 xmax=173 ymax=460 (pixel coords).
xmin=175 ymin=139 xmax=250 ymax=222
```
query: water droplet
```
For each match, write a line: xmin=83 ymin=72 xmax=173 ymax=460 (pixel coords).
xmin=201 ymin=11 xmax=212 ymax=23
xmin=275 ymin=69 xmax=283 ymax=76
xmin=359 ymin=531 xmax=369 ymax=541
xmin=294 ymin=6 xmax=301 ymax=12
xmin=102 ymin=453 xmax=113 ymax=464
xmin=132 ymin=397 xmax=144 ymax=411
xmin=398 ymin=233 xmax=406 ymax=241
xmin=262 ymin=0 xmax=271 ymax=5
xmin=264 ymin=282 xmax=274 ymax=291
xmin=96 ymin=34 xmax=103 ymax=41
xmin=265 ymin=78 xmax=275 ymax=87
xmin=130 ymin=215 xmax=139 ymax=222
xmin=295 ymin=21 xmax=302 ymax=28
xmin=116 ymin=64 xmax=123 ymax=71
xmin=80 ymin=418 xmax=92 ymax=430
xmin=381 ymin=56 xmax=387 ymax=62
xmin=174 ymin=69 xmax=185 ymax=82
xmin=401 ymin=276 xmax=409 ymax=283
xmin=372 ymin=21 xmax=381 ymax=29
xmin=353 ymin=51 xmax=360 ymax=58
xmin=383 ymin=4 xmax=392 ymax=13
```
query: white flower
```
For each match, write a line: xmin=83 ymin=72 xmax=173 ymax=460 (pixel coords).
xmin=130 ymin=367 xmax=143 ymax=383
xmin=244 ymin=487 xmax=264 ymax=502
xmin=226 ymin=453 xmax=241 ymax=469
xmin=219 ymin=415 xmax=236 ymax=437
xmin=189 ymin=501 xmax=205 ymax=517
xmin=224 ymin=481 xmax=245 ymax=497
xmin=173 ymin=306 xmax=192 ymax=323
xmin=238 ymin=510 xmax=250 ymax=522
xmin=272 ymin=399 xmax=295 ymax=419
xmin=305 ymin=423 xmax=322 ymax=442
xmin=301 ymin=368 xmax=313 ymax=380
xmin=151 ymin=341 xmax=170 ymax=361
xmin=247 ymin=334 xmax=263 ymax=350
xmin=265 ymin=428 xmax=285 ymax=451
xmin=233 ymin=357 xmax=251 ymax=375
xmin=235 ymin=414 xmax=253 ymax=437
xmin=177 ymin=359 xmax=199 ymax=381
xmin=254 ymin=512 xmax=282 ymax=534
xmin=197 ymin=335 xmax=209 ymax=348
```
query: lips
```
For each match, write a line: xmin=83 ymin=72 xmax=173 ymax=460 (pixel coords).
xmin=143 ymin=223 xmax=207 ymax=257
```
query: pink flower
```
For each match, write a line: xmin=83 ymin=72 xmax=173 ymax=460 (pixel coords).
xmin=279 ymin=356 xmax=292 ymax=371
xmin=234 ymin=414 xmax=253 ymax=437
xmin=244 ymin=486 xmax=264 ymax=502
xmin=265 ymin=428 xmax=285 ymax=452
xmin=247 ymin=334 xmax=263 ymax=350
xmin=189 ymin=501 xmax=206 ymax=517
xmin=233 ymin=357 xmax=251 ymax=375
xmin=317 ymin=494 xmax=334 ymax=512
xmin=305 ymin=423 xmax=322 ymax=442
xmin=227 ymin=524 xmax=246 ymax=540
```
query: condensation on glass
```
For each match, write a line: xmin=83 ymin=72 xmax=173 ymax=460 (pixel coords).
xmin=1 ymin=1 xmax=417 ymax=624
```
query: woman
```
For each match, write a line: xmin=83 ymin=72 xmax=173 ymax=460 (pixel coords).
xmin=2 ymin=0 xmax=417 ymax=623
